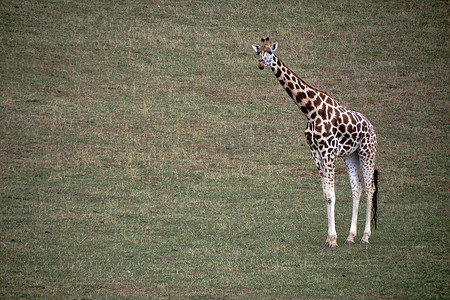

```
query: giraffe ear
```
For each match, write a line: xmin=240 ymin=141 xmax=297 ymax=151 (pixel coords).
xmin=252 ymin=45 xmax=260 ymax=53
xmin=270 ymin=42 xmax=278 ymax=52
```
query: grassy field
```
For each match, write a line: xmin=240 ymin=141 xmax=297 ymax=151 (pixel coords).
xmin=1 ymin=0 xmax=448 ymax=298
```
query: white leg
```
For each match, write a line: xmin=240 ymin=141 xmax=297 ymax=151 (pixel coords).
xmin=343 ymin=153 xmax=362 ymax=244
xmin=322 ymin=156 xmax=338 ymax=248
xmin=361 ymin=176 xmax=374 ymax=244
xmin=324 ymin=184 xmax=337 ymax=248
xmin=360 ymin=156 xmax=376 ymax=244
xmin=311 ymin=148 xmax=338 ymax=248
xmin=310 ymin=147 xmax=338 ymax=248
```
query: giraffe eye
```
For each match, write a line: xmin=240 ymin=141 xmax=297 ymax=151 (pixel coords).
xmin=268 ymin=51 xmax=273 ymax=55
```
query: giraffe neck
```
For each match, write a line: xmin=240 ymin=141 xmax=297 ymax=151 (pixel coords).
xmin=270 ymin=55 xmax=336 ymax=120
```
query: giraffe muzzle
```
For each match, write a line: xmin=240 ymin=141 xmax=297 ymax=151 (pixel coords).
xmin=258 ymin=60 xmax=265 ymax=69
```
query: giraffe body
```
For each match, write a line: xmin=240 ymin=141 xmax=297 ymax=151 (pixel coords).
xmin=252 ymin=38 xmax=378 ymax=248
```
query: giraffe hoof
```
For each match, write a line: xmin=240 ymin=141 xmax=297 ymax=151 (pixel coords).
xmin=360 ymin=240 xmax=370 ymax=245
xmin=345 ymin=239 xmax=355 ymax=245
xmin=324 ymin=241 xmax=339 ymax=248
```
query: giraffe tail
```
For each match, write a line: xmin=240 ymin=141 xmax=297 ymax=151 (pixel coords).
xmin=371 ymin=169 xmax=379 ymax=229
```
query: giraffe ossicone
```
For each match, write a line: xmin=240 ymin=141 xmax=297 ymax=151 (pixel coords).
xmin=252 ymin=37 xmax=378 ymax=248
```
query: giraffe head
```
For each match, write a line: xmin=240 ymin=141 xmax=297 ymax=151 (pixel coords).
xmin=252 ymin=37 xmax=278 ymax=69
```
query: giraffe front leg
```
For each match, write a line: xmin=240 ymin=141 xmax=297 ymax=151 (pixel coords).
xmin=322 ymin=159 xmax=338 ymax=248
xmin=324 ymin=185 xmax=338 ymax=248
xmin=309 ymin=146 xmax=338 ymax=248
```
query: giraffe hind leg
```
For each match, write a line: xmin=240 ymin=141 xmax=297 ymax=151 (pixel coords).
xmin=343 ymin=152 xmax=362 ymax=245
xmin=360 ymin=154 xmax=377 ymax=244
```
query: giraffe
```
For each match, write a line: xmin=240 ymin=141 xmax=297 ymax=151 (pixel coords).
xmin=252 ymin=37 xmax=378 ymax=248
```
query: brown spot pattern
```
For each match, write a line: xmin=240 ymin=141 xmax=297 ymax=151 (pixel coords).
xmin=307 ymin=90 xmax=316 ymax=98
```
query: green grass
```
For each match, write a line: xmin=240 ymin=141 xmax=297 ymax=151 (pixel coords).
xmin=1 ymin=0 xmax=448 ymax=298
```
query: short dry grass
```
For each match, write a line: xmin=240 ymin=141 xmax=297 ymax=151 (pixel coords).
xmin=1 ymin=0 xmax=448 ymax=298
